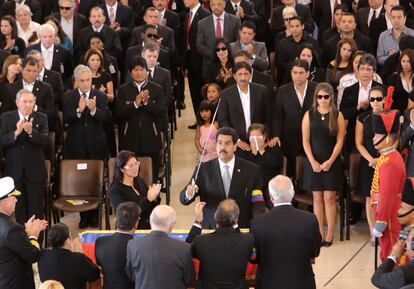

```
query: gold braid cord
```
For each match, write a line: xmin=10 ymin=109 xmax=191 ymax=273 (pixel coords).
xmin=370 ymin=154 xmax=390 ymax=205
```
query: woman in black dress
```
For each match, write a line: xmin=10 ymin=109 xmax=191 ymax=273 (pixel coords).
xmin=302 ymin=82 xmax=345 ymax=246
xmin=0 ymin=16 xmax=25 ymax=57
xmin=355 ymin=86 xmax=384 ymax=236
xmin=387 ymin=48 xmax=414 ymax=114
xmin=0 ymin=55 xmax=22 ymax=113
xmin=205 ymin=37 xmax=234 ymax=89
xmin=108 ymin=150 xmax=161 ymax=229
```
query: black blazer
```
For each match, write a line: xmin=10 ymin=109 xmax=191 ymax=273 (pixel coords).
xmin=371 ymin=258 xmax=414 ymax=289
xmin=340 ymin=80 xmax=382 ymax=151
xmin=180 ymin=157 xmax=265 ymax=228
xmin=40 ymin=68 xmax=64 ymax=110
xmin=273 ymin=81 xmax=317 ymax=157
xmin=369 ymin=11 xmax=388 ymax=50
xmin=191 ymin=227 xmax=255 ymax=289
xmin=77 ymin=0 xmax=100 ymax=17
xmin=54 ymin=13 xmax=89 ymax=56
xmin=250 ymin=205 xmax=322 ymax=289
xmin=181 ymin=5 xmax=210 ymax=70
xmin=115 ymin=80 xmax=166 ymax=154
xmin=101 ymin=3 xmax=135 ymax=40
xmin=24 ymin=44 xmax=73 ymax=83
xmin=270 ymin=3 xmax=314 ymax=34
xmin=38 ymin=248 xmax=100 ymax=289
xmin=149 ymin=65 xmax=172 ymax=132
xmin=125 ymin=44 xmax=171 ymax=76
xmin=357 ymin=6 xmax=386 ymax=37
xmin=224 ymin=0 xmax=258 ymax=23
xmin=218 ymin=83 xmax=270 ymax=141
xmin=62 ymin=89 xmax=109 ymax=160
xmin=0 ymin=110 xmax=49 ymax=182
xmin=164 ymin=9 xmax=180 ymax=34
xmin=95 ymin=232 xmax=135 ymax=289
xmin=0 ymin=212 xmax=40 ymax=289
xmin=387 ymin=73 xmax=412 ymax=114
xmin=126 ymin=231 xmax=196 ymax=289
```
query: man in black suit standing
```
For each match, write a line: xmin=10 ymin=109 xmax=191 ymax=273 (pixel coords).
xmin=272 ymin=59 xmax=317 ymax=177
xmin=196 ymin=0 xmax=241 ymax=81
xmin=126 ymin=205 xmax=196 ymax=289
xmin=250 ymin=175 xmax=322 ymax=289
xmin=96 ymin=202 xmax=140 ymax=289
xmin=153 ymin=0 xmax=180 ymax=33
xmin=0 ymin=176 xmax=47 ymax=289
xmin=182 ymin=0 xmax=210 ymax=128
xmin=24 ymin=24 xmax=73 ymax=85
xmin=0 ymin=89 xmax=49 ymax=225
xmin=271 ymin=0 xmax=314 ymax=34
xmin=180 ymin=127 xmax=265 ymax=228
xmin=224 ymin=0 xmax=258 ymax=24
xmin=313 ymin=0 xmax=350 ymax=41
xmin=370 ymin=0 xmax=400 ymax=50
xmin=356 ymin=0 xmax=385 ymax=37
xmin=190 ymin=199 xmax=255 ymax=289
xmin=115 ymin=56 xmax=166 ymax=181
xmin=218 ymin=61 xmax=271 ymax=158
xmin=62 ymin=64 xmax=109 ymax=228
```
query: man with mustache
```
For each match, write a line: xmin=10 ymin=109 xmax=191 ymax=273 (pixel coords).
xmin=180 ymin=126 xmax=265 ymax=228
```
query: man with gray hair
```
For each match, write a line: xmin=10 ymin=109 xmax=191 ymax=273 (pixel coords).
xmin=24 ymin=23 xmax=73 ymax=84
xmin=250 ymin=175 xmax=322 ymax=289
xmin=126 ymin=205 xmax=196 ymax=289
xmin=62 ymin=64 xmax=109 ymax=228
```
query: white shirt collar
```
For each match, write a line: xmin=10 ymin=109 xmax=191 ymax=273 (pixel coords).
xmin=106 ymin=1 xmax=118 ymax=11
xmin=370 ymin=5 xmax=382 ymax=15
xmin=93 ymin=24 xmax=104 ymax=32
xmin=237 ymin=84 xmax=250 ymax=96
xmin=41 ymin=43 xmax=54 ymax=52
xmin=23 ymin=80 xmax=35 ymax=87
xmin=359 ymin=80 xmax=372 ymax=90
xmin=134 ymin=80 xmax=146 ymax=91
xmin=274 ymin=202 xmax=292 ymax=207
xmin=213 ymin=12 xmax=225 ymax=21
xmin=218 ymin=155 xmax=235 ymax=171
xmin=231 ymin=0 xmax=241 ymax=9
xmin=18 ymin=110 xmax=30 ymax=120
xmin=78 ymin=89 xmax=90 ymax=98
xmin=190 ymin=3 xmax=201 ymax=15
xmin=38 ymin=67 xmax=45 ymax=79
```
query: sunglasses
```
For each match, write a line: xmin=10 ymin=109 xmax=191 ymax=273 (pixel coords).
xmin=317 ymin=94 xmax=331 ymax=100
xmin=146 ymin=33 xmax=160 ymax=39
xmin=284 ymin=17 xmax=293 ymax=22
xmin=216 ymin=47 xmax=227 ymax=52
xmin=59 ymin=6 xmax=72 ymax=10
xmin=370 ymin=96 xmax=384 ymax=102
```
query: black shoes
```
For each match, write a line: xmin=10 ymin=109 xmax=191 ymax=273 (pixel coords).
xmin=177 ymin=101 xmax=186 ymax=109
xmin=322 ymin=239 xmax=334 ymax=247
xmin=188 ymin=123 xmax=197 ymax=129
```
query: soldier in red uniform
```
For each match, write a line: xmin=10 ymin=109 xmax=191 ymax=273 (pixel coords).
xmin=371 ymin=107 xmax=406 ymax=261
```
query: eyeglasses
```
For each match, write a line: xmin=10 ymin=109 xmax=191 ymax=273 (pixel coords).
xmin=284 ymin=17 xmax=293 ymax=22
xmin=369 ymin=96 xmax=384 ymax=102
xmin=124 ymin=162 xmax=141 ymax=169
xmin=146 ymin=33 xmax=160 ymax=39
xmin=215 ymin=47 xmax=227 ymax=52
xmin=317 ymin=94 xmax=331 ymax=100
xmin=59 ymin=6 xmax=72 ymax=10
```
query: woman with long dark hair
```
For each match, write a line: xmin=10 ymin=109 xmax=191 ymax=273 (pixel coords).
xmin=0 ymin=15 xmax=25 ymax=57
xmin=302 ymin=82 xmax=345 ymax=246
xmin=108 ymin=150 xmax=161 ymax=229
xmin=205 ymin=37 xmax=234 ymax=89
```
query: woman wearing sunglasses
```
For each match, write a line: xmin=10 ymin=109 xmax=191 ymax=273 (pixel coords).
xmin=205 ymin=37 xmax=234 ymax=89
xmin=302 ymin=82 xmax=345 ymax=247
xmin=355 ymin=86 xmax=385 ymax=240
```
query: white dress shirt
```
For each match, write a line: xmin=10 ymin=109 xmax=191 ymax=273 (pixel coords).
xmin=41 ymin=44 xmax=54 ymax=70
xmin=294 ymin=81 xmax=308 ymax=108
xmin=17 ymin=21 xmax=41 ymax=47
xmin=189 ymin=4 xmax=201 ymax=26
xmin=357 ymin=81 xmax=372 ymax=109
xmin=368 ymin=6 xmax=383 ymax=27
xmin=77 ymin=89 xmax=96 ymax=117
xmin=107 ymin=2 xmax=118 ymax=22
xmin=237 ymin=84 xmax=251 ymax=132
xmin=218 ymin=155 xmax=235 ymax=180
xmin=23 ymin=80 xmax=35 ymax=92
xmin=93 ymin=24 xmax=104 ymax=33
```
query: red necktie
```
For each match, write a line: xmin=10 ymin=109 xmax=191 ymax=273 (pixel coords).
xmin=75 ymin=0 xmax=79 ymax=13
xmin=216 ymin=18 xmax=222 ymax=38
xmin=186 ymin=11 xmax=193 ymax=49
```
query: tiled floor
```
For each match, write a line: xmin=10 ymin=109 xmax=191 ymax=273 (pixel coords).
xmin=59 ymin=81 xmax=378 ymax=289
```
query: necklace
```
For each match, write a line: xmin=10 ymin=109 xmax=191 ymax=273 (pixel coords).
xmin=319 ymin=111 xmax=328 ymax=120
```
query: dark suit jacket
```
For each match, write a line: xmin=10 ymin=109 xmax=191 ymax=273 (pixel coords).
xmin=357 ymin=6 xmax=386 ymax=37
xmin=271 ymin=3 xmax=314 ymax=34
xmin=250 ymin=205 xmax=322 ymax=289
xmin=115 ymin=80 xmax=166 ymax=154
xmin=0 ymin=212 xmax=40 ymax=289
xmin=62 ymin=89 xmax=109 ymax=160
xmin=24 ymin=44 xmax=73 ymax=83
xmin=181 ymin=5 xmax=210 ymax=70
xmin=164 ymin=9 xmax=180 ymax=35
xmin=196 ymin=13 xmax=241 ymax=79
xmin=95 ymin=232 xmax=135 ymax=289
xmin=218 ymin=83 xmax=271 ymax=141
xmin=0 ymin=48 xmax=10 ymax=70
xmin=273 ymin=81 xmax=317 ymax=157
xmin=40 ymin=68 xmax=64 ymax=110
xmin=130 ymin=25 xmax=175 ymax=54
xmin=0 ymin=110 xmax=49 ymax=182
xmin=101 ymin=3 xmax=135 ymax=42
xmin=78 ymin=0 xmax=100 ymax=17
xmin=77 ymin=25 xmax=122 ymax=61
xmin=224 ymin=0 xmax=258 ymax=23
xmin=0 ymin=0 xmax=42 ymax=23
xmin=191 ymin=226 xmax=254 ymax=289
xmin=54 ymin=13 xmax=89 ymax=57
xmin=371 ymin=258 xmax=414 ymax=289
xmin=126 ymin=231 xmax=196 ymax=289
xmin=149 ymin=65 xmax=172 ymax=132
xmin=179 ymin=157 xmax=265 ymax=228
xmin=340 ymin=80 xmax=382 ymax=151
xmin=124 ymin=44 xmax=171 ymax=76
xmin=38 ymin=248 xmax=100 ymax=289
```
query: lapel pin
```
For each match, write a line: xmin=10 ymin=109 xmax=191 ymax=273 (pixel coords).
xmin=36 ymin=88 xmax=39 ymax=91
xmin=237 ymin=169 xmax=240 ymax=172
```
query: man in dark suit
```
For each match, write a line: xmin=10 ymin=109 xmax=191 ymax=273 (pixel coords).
xmin=77 ymin=7 xmax=123 ymax=63
xmin=313 ymin=0 xmax=350 ymax=41
xmin=77 ymin=0 xmax=100 ymax=17
xmin=196 ymin=0 xmax=241 ymax=80
xmin=272 ymin=59 xmax=317 ymax=177
xmin=153 ymin=0 xmax=180 ymax=33
xmin=24 ymin=24 xmax=74 ymax=84
xmin=0 ymin=89 xmax=49 ymax=225
xmin=270 ymin=0 xmax=314 ymax=34
xmin=340 ymin=53 xmax=382 ymax=152
xmin=96 ymin=202 xmax=140 ymax=289
xmin=356 ymin=0 xmax=385 ymax=37
xmin=251 ymin=175 xmax=322 ymax=289
xmin=218 ymin=61 xmax=271 ymax=158
xmin=62 ymin=64 xmax=109 ymax=228
xmin=0 ymin=0 xmax=42 ymax=23
xmin=126 ymin=205 xmax=196 ymax=289
xmin=180 ymin=127 xmax=266 ymax=228
xmin=54 ymin=0 xmax=89 ymax=62
xmin=0 ymin=176 xmax=47 ymax=289
xmin=190 ymin=199 xmax=255 ymax=289
xmin=181 ymin=0 xmax=210 ymax=128
xmin=224 ymin=0 xmax=258 ymax=23
xmin=115 ymin=56 xmax=166 ymax=181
